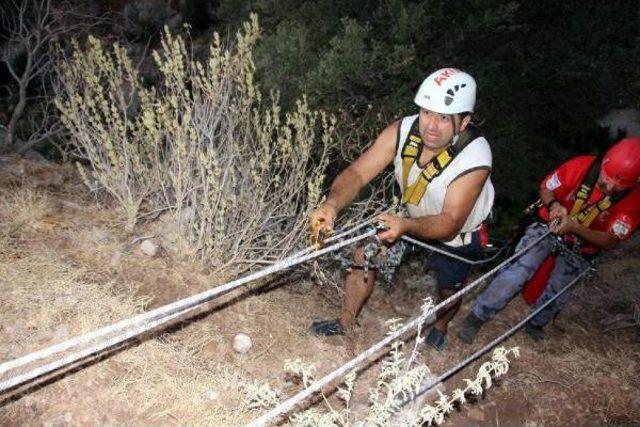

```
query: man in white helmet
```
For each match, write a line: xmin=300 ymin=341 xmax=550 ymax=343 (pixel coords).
xmin=309 ymin=68 xmax=494 ymax=351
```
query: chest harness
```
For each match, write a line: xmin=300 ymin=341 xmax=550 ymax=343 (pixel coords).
xmin=400 ymin=117 xmax=482 ymax=205
xmin=569 ymin=157 xmax=628 ymax=227
xmin=537 ymin=157 xmax=629 ymax=258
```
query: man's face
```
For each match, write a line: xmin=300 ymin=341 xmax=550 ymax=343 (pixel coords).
xmin=418 ymin=108 xmax=456 ymax=149
xmin=597 ymin=170 xmax=628 ymax=195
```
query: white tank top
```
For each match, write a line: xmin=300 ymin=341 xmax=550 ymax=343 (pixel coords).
xmin=393 ymin=114 xmax=495 ymax=247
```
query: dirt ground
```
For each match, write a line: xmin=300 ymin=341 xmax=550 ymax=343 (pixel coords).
xmin=1 ymin=156 xmax=639 ymax=426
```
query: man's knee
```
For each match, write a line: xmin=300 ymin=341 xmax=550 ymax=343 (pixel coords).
xmin=352 ymin=246 xmax=366 ymax=264
xmin=348 ymin=246 xmax=377 ymax=285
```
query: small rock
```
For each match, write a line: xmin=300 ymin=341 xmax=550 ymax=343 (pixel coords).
xmin=205 ymin=389 xmax=219 ymax=401
xmin=64 ymin=412 xmax=73 ymax=423
xmin=232 ymin=333 xmax=252 ymax=354
xmin=140 ymin=239 xmax=159 ymax=257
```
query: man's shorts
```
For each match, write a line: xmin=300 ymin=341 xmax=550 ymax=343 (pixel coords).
xmin=377 ymin=230 xmax=482 ymax=291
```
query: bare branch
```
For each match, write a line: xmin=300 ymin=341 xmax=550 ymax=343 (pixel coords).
xmin=0 ymin=0 xmax=100 ymax=152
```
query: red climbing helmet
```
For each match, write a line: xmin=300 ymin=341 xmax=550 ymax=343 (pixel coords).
xmin=601 ymin=137 xmax=640 ymax=188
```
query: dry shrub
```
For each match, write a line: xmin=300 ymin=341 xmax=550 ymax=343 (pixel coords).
xmin=55 ymin=36 xmax=158 ymax=233
xmin=55 ymin=15 xmax=336 ymax=270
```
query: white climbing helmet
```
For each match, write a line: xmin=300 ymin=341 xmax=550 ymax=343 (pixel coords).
xmin=414 ymin=68 xmax=476 ymax=114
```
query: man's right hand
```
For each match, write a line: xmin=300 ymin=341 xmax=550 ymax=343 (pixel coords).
xmin=310 ymin=203 xmax=338 ymax=248
xmin=548 ymin=201 xmax=568 ymax=221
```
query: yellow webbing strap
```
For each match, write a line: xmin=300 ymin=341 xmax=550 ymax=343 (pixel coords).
xmin=567 ymin=156 xmax=619 ymax=228
xmin=573 ymin=196 xmax=612 ymax=227
xmin=401 ymin=134 xmax=422 ymax=191
xmin=398 ymin=120 xmax=482 ymax=206
xmin=402 ymin=149 xmax=454 ymax=205
xmin=569 ymin=184 xmax=590 ymax=218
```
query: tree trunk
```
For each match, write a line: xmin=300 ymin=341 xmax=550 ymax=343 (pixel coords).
xmin=3 ymin=45 xmax=33 ymax=153
xmin=3 ymin=83 xmax=28 ymax=153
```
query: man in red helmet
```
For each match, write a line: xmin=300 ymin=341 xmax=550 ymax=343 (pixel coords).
xmin=457 ymin=137 xmax=640 ymax=343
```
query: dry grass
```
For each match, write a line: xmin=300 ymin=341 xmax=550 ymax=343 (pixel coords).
xmin=0 ymin=184 xmax=348 ymax=426
xmin=0 ymin=189 xmax=258 ymax=425
xmin=0 ymin=188 xmax=51 ymax=242
xmin=0 ymin=248 xmax=258 ymax=425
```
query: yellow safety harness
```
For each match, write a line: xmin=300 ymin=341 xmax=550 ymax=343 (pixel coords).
xmin=399 ymin=117 xmax=482 ymax=205
xmin=569 ymin=158 xmax=627 ymax=227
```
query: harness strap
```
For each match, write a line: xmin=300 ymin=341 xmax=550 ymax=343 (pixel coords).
xmin=569 ymin=157 xmax=628 ymax=227
xmin=399 ymin=118 xmax=482 ymax=205
xmin=400 ymin=118 xmax=422 ymax=192
xmin=403 ymin=148 xmax=453 ymax=205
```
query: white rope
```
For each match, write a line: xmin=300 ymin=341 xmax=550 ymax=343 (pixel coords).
xmin=401 ymin=235 xmax=509 ymax=265
xmin=291 ymin=217 xmax=379 ymax=261
xmin=246 ymin=230 xmax=552 ymax=427
xmin=402 ymin=264 xmax=593 ymax=406
xmin=0 ymin=227 xmax=379 ymax=393
xmin=0 ymin=306 xmax=194 ymax=393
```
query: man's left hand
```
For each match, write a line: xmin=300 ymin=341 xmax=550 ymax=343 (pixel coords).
xmin=376 ymin=213 xmax=407 ymax=243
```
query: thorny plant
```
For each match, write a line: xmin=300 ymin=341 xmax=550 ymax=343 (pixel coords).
xmin=416 ymin=346 xmax=520 ymax=426
xmin=366 ymin=299 xmax=434 ymax=426
xmin=254 ymin=298 xmax=519 ymax=426
xmin=55 ymin=15 xmax=336 ymax=270
xmin=241 ymin=380 xmax=280 ymax=411
xmin=284 ymin=359 xmax=355 ymax=426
